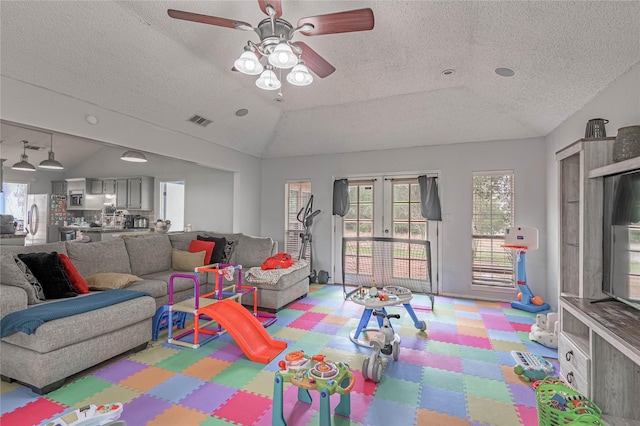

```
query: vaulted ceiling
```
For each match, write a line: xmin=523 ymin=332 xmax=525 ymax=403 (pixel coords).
xmin=1 ymin=1 xmax=639 ymax=163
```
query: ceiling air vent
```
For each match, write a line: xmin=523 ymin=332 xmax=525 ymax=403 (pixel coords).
xmin=25 ymin=144 xmax=45 ymax=151
xmin=187 ymin=114 xmax=213 ymax=127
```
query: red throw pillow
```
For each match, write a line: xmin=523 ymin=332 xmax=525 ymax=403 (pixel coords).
xmin=58 ymin=253 xmax=90 ymax=294
xmin=189 ymin=239 xmax=216 ymax=264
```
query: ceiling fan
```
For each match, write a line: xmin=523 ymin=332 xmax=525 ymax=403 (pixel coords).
xmin=168 ymin=0 xmax=374 ymax=89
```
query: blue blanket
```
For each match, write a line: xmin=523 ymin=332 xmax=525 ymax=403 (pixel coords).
xmin=1 ymin=289 xmax=151 ymax=338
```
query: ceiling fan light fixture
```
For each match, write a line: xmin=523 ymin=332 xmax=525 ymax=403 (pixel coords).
xmin=268 ymin=42 xmax=297 ymax=69
xmin=234 ymin=50 xmax=263 ymax=75
xmin=287 ymin=62 xmax=313 ymax=86
xmin=12 ymin=140 xmax=36 ymax=171
xmin=121 ymin=150 xmax=148 ymax=163
xmin=39 ymin=134 xmax=64 ymax=170
xmin=256 ymin=67 xmax=281 ymax=90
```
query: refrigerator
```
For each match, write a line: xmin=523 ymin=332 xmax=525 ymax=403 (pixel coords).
xmin=25 ymin=194 xmax=66 ymax=245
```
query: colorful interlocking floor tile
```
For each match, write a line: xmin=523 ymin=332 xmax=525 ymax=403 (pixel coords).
xmin=0 ymin=284 xmax=558 ymax=425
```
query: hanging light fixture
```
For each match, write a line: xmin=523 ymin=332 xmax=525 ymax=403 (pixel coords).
xmin=38 ymin=133 xmax=64 ymax=170
xmin=268 ymin=41 xmax=297 ymax=69
xmin=234 ymin=45 xmax=263 ymax=75
xmin=286 ymin=59 xmax=313 ymax=86
xmin=12 ymin=141 xmax=36 ymax=171
xmin=121 ymin=150 xmax=148 ymax=163
xmin=255 ymin=65 xmax=281 ymax=90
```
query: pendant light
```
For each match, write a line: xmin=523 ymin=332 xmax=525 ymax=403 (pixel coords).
xmin=286 ymin=59 xmax=313 ymax=86
xmin=121 ymin=150 xmax=148 ymax=163
xmin=12 ymin=141 xmax=36 ymax=171
xmin=255 ymin=65 xmax=281 ymax=91
xmin=39 ymin=133 xmax=64 ymax=170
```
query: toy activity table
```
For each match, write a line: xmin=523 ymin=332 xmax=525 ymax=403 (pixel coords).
xmin=349 ymin=286 xmax=426 ymax=347
xmin=272 ymin=351 xmax=355 ymax=426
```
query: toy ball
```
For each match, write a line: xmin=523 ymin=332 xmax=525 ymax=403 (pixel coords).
xmin=517 ymin=292 xmax=522 ymax=301
xmin=532 ymin=296 xmax=544 ymax=306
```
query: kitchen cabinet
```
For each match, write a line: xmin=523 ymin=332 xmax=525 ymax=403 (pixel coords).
xmin=51 ymin=180 xmax=67 ymax=196
xmin=115 ymin=179 xmax=128 ymax=209
xmin=115 ymin=177 xmax=153 ymax=210
xmin=102 ymin=179 xmax=116 ymax=194
xmin=91 ymin=179 xmax=104 ymax=194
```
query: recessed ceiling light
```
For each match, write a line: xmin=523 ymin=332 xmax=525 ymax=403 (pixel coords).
xmin=85 ymin=115 xmax=99 ymax=125
xmin=235 ymin=108 xmax=249 ymax=117
xmin=442 ymin=69 xmax=455 ymax=76
xmin=495 ymin=67 xmax=516 ymax=77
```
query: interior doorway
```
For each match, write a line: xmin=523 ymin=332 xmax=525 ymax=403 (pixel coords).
xmin=159 ymin=181 xmax=185 ymax=232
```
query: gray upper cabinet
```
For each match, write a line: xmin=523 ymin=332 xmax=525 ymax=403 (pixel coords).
xmin=102 ymin=179 xmax=116 ymax=194
xmin=51 ymin=180 xmax=67 ymax=195
xmin=115 ymin=179 xmax=128 ymax=208
xmin=115 ymin=177 xmax=153 ymax=210
xmin=91 ymin=179 xmax=103 ymax=194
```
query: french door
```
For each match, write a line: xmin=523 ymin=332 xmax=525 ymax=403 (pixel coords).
xmin=333 ymin=174 xmax=440 ymax=293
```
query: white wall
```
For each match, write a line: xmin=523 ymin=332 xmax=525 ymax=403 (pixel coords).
xmin=261 ymin=137 xmax=548 ymax=301
xmin=545 ymin=64 xmax=640 ymax=308
xmin=0 ymin=77 xmax=262 ymax=235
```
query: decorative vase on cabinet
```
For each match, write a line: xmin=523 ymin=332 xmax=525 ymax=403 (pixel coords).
xmin=612 ymin=125 xmax=640 ymax=163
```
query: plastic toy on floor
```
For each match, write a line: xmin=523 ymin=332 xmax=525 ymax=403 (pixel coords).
xmin=273 ymin=351 xmax=355 ymax=426
xmin=362 ymin=310 xmax=400 ymax=383
xmin=45 ymin=402 xmax=123 ymax=426
xmin=530 ymin=312 xmax=559 ymax=349
xmin=504 ymin=226 xmax=550 ymax=313
xmin=511 ymin=350 xmax=555 ymax=382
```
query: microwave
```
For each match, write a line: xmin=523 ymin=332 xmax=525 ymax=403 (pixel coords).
xmin=68 ymin=190 xmax=84 ymax=209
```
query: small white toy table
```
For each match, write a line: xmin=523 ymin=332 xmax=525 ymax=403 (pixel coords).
xmin=349 ymin=286 xmax=426 ymax=347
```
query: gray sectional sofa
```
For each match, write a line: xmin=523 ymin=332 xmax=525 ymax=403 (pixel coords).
xmin=0 ymin=231 xmax=309 ymax=393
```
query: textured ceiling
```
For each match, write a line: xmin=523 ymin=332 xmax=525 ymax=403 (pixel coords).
xmin=1 ymin=1 xmax=639 ymax=161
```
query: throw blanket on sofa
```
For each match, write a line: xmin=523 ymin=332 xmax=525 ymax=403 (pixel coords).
xmin=0 ymin=289 xmax=150 ymax=338
xmin=245 ymin=260 xmax=308 ymax=285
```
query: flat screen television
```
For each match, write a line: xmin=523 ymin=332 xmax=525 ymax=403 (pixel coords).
xmin=602 ymin=169 xmax=640 ymax=310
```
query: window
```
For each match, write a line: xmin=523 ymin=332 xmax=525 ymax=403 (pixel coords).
xmin=1 ymin=182 xmax=28 ymax=230
xmin=391 ymin=179 xmax=427 ymax=240
xmin=472 ymin=171 xmax=515 ymax=287
xmin=284 ymin=181 xmax=311 ymax=258
xmin=343 ymin=180 xmax=374 ymax=238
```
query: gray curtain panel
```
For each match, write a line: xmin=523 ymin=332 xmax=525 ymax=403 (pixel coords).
xmin=418 ymin=175 xmax=442 ymax=221
xmin=332 ymin=179 xmax=350 ymax=216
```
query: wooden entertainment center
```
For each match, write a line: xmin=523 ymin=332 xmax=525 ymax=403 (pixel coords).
xmin=557 ymin=138 xmax=640 ymax=425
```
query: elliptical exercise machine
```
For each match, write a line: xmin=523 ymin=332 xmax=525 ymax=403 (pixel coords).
xmin=297 ymin=195 xmax=322 ymax=282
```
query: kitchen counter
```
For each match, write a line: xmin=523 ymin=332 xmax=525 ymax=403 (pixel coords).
xmin=0 ymin=232 xmax=27 ymax=246
xmin=59 ymin=226 xmax=151 ymax=234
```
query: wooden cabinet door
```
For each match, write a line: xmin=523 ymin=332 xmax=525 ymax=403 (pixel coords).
xmin=115 ymin=179 xmax=128 ymax=208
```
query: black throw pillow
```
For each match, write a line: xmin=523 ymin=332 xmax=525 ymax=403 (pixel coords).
xmin=197 ymin=235 xmax=227 ymax=264
xmin=17 ymin=252 xmax=78 ymax=299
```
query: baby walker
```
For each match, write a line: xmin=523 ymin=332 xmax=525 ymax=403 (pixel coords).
xmin=504 ymin=226 xmax=550 ymax=313
xmin=362 ymin=310 xmax=400 ymax=383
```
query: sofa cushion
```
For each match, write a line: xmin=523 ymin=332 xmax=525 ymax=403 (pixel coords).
xmin=0 ymin=253 xmax=44 ymax=305
xmin=189 ymin=239 xmax=215 ymax=264
xmin=17 ymin=252 xmax=77 ymax=299
xmin=230 ymin=234 xmax=275 ymax=268
xmin=86 ymin=273 xmax=143 ymax=290
xmin=197 ymin=235 xmax=226 ymax=263
xmin=126 ymin=278 xmax=168 ymax=299
xmin=172 ymin=249 xmax=206 ymax=271
xmin=1 ymin=241 xmax=68 ymax=257
xmin=66 ymin=239 xmax=132 ymax=277
xmin=168 ymin=231 xmax=201 ymax=251
xmin=58 ymin=253 xmax=89 ymax=294
xmin=1 ymin=294 xmax=156 ymax=353
xmin=0 ymin=285 xmax=28 ymax=317
xmin=125 ymin=235 xmax=172 ymax=276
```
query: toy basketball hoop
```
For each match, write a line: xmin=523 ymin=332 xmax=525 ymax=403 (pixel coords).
xmin=504 ymin=227 xmax=550 ymax=313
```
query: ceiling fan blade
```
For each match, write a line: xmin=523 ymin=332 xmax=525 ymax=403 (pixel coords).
xmin=167 ymin=9 xmax=252 ymax=30
xmin=258 ymin=0 xmax=282 ymax=18
xmin=292 ymin=42 xmax=335 ymax=78
xmin=297 ymin=8 xmax=374 ymax=36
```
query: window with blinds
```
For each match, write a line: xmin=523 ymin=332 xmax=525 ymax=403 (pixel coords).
xmin=472 ymin=171 xmax=515 ymax=287
xmin=284 ymin=181 xmax=312 ymax=258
